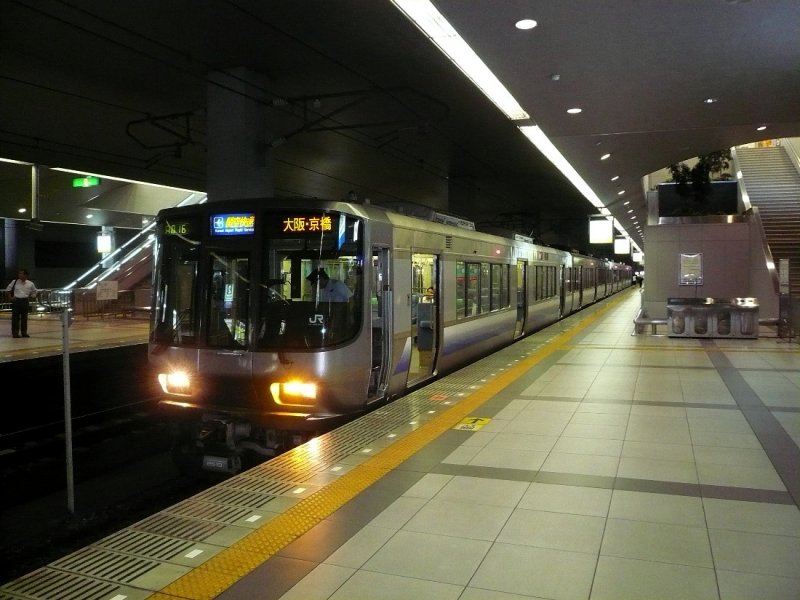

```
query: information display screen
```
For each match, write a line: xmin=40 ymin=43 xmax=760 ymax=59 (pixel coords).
xmin=211 ymin=213 xmax=256 ymax=236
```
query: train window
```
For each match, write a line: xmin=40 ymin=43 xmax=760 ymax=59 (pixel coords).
xmin=151 ymin=222 xmax=200 ymax=346
xmin=455 ymin=261 xmax=466 ymax=319
xmin=490 ymin=264 xmax=502 ymax=310
xmin=256 ymin=211 xmax=363 ymax=350
xmin=466 ymin=262 xmax=480 ymax=316
xmin=479 ymin=263 xmax=490 ymax=314
xmin=500 ymin=264 xmax=510 ymax=308
xmin=207 ymin=253 xmax=249 ymax=348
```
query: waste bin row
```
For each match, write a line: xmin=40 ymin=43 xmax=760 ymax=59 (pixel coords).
xmin=667 ymin=297 xmax=759 ymax=338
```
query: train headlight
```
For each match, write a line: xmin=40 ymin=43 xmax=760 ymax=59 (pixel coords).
xmin=270 ymin=381 xmax=317 ymax=407
xmin=158 ymin=370 xmax=192 ymax=396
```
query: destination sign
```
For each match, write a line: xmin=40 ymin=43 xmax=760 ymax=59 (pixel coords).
xmin=211 ymin=213 xmax=256 ymax=236
xmin=163 ymin=219 xmax=195 ymax=236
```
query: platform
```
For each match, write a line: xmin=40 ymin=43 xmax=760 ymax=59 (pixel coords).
xmin=1 ymin=289 xmax=799 ymax=600
xmin=0 ymin=312 xmax=149 ymax=363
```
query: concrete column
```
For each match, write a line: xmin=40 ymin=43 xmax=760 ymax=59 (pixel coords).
xmin=206 ymin=67 xmax=274 ymax=201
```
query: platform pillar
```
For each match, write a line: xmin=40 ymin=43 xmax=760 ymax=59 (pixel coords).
xmin=206 ymin=67 xmax=274 ymax=201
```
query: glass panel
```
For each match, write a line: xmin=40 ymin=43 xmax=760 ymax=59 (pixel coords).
xmin=466 ymin=262 xmax=480 ymax=316
xmin=479 ymin=263 xmax=490 ymax=314
xmin=456 ymin=261 xmax=466 ymax=319
xmin=208 ymin=253 xmax=249 ymax=348
xmin=151 ymin=219 xmax=201 ymax=346
xmin=490 ymin=264 xmax=501 ymax=310
xmin=500 ymin=264 xmax=509 ymax=308
xmin=257 ymin=210 xmax=363 ymax=350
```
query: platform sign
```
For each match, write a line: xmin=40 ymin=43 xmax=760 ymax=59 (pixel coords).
xmin=454 ymin=417 xmax=491 ymax=431
xmin=779 ymin=258 xmax=790 ymax=294
xmin=96 ymin=280 xmax=118 ymax=300
xmin=679 ymin=253 xmax=703 ymax=285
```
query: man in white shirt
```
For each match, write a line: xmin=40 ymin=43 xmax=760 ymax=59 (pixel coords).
xmin=307 ymin=268 xmax=352 ymax=302
xmin=6 ymin=269 xmax=37 ymax=338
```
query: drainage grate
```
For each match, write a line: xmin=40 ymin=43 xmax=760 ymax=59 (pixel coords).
xmin=1 ymin=568 xmax=120 ymax=599
xmin=165 ymin=499 xmax=254 ymax=524
xmin=133 ymin=513 xmax=224 ymax=541
xmin=50 ymin=547 xmax=157 ymax=584
xmin=225 ymin=476 xmax=303 ymax=497
xmin=96 ymin=529 xmax=193 ymax=561
xmin=194 ymin=484 xmax=282 ymax=507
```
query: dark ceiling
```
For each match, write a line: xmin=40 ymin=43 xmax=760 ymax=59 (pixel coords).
xmin=1 ymin=0 xmax=799 ymax=255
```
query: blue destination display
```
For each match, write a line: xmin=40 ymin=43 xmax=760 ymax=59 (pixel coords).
xmin=211 ymin=213 xmax=256 ymax=235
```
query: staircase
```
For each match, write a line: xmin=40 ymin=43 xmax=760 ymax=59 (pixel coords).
xmin=735 ymin=145 xmax=800 ymax=298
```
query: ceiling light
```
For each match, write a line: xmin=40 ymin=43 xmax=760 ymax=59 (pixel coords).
xmin=393 ymin=1 xmax=630 ymax=238
xmin=617 ymin=190 xmax=625 ymax=195
xmin=392 ymin=0 xmax=529 ymax=120
xmin=86 ymin=214 xmax=94 ymax=219
xmin=17 ymin=207 xmax=26 ymax=213
xmin=520 ymin=125 xmax=604 ymax=209
xmin=600 ymin=153 xmax=611 ymax=160
xmin=703 ymin=97 xmax=718 ymax=104
xmin=515 ymin=19 xmax=537 ymax=30
xmin=756 ymin=125 xmax=767 ymax=131
xmin=566 ymin=107 xmax=582 ymax=114
xmin=611 ymin=175 xmax=619 ymax=181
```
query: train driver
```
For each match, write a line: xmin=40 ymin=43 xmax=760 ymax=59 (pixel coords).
xmin=307 ymin=268 xmax=353 ymax=302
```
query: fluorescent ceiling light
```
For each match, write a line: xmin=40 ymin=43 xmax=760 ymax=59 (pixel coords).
xmin=391 ymin=0 xmax=529 ymax=120
xmin=391 ymin=1 xmax=610 ymax=214
xmin=520 ymin=126 xmax=604 ymax=209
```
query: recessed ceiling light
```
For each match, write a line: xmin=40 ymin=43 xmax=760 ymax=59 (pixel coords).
xmin=515 ymin=19 xmax=538 ymax=30
xmin=86 ymin=214 xmax=94 ymax=219
xmin=623 ymin=201 xmax=630 ymax=205
xmin=756 ymin=125 xmax=767 ymax=131
xmin=617 ymin=190 xmax=625 ymax=195
xmin=600 ymin=153 xmax=611 ymax=160
xmin=566 ymin=107 xmax=582 ymax=114
xmin=703 ymin=97 xmax=718 ymax=104
xmin=17 ymin=207 xmax=26 ymax=213
xmin=611 ymin=175 xmax=619 ymax=181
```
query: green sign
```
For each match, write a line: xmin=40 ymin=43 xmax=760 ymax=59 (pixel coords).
xmin=72 ymin=176 xmax=101 ymax=188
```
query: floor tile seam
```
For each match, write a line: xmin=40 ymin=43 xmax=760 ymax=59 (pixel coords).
xmin=704 ymin=341 xmax=800 ymax=507
xmin=428 ymin=463 xmax=796 ymax=505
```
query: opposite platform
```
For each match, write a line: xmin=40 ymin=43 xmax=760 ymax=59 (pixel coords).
xmin=0 ymin=313 xmax=149 ymax=363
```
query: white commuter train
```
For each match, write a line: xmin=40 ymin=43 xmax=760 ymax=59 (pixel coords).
xmin=149 ymin=198 xmax=632 ymax=473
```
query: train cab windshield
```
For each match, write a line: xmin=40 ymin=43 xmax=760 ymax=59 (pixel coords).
xmin=151 ymin=207 xmax=364 ymax=351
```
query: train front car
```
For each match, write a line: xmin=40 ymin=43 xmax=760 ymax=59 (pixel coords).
xmin=149 ymin=199 xmax=370 ymax=473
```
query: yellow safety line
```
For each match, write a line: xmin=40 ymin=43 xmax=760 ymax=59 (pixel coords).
xmin=150 ymin=294 xmax=626 ymax=599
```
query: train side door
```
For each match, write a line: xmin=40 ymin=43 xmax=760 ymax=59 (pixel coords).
xmin=409 ymin=252 xmax=438 ymax=383
xmin=514 ymin=260 xmax=527 ymax=338
xmin=368 ymin=246 xmax=392 ymax=399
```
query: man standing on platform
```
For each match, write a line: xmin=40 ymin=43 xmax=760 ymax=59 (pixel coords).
xmin=6 ymin=269 xmax=37 ymax=338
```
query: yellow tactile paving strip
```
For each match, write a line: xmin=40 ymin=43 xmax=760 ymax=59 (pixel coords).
xmin=150 ymin=296 xmax=624 ymax=600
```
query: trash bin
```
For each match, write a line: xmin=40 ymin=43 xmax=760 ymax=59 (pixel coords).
xmin=667 ymin=297 xmax=758 ymax=339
